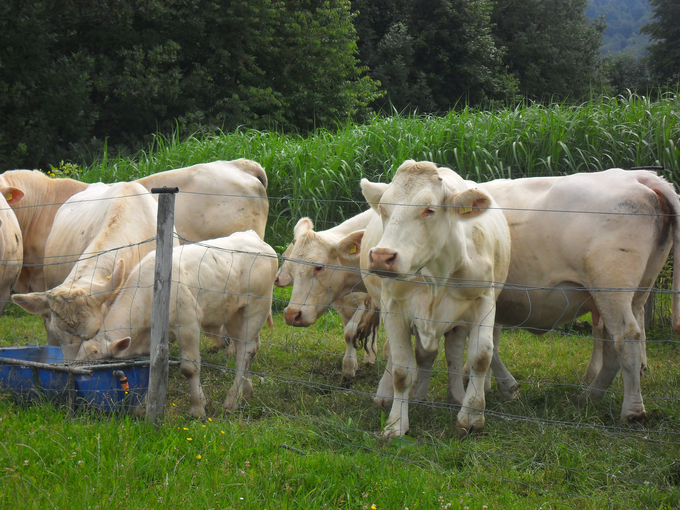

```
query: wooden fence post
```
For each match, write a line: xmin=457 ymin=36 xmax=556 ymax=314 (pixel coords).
xmin=146 ymin=186 xmax=179 ymax=426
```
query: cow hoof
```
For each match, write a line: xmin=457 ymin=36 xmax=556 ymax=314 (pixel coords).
xmin=188 ymin=407 xmax=207 ymax=420
xmin=456 ymin=412 xmax=485 ymax=437
xmin=499 ymin=383 xmax=521 ymax=401
xmin=206 ymin=346 xmax=223 ymax=354
xmin=623 ymin=410 xmax=647 ymax=422
xmin=373 ymin=395 xmax=392 ymax=408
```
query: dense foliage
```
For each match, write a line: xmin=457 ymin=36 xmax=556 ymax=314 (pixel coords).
xmin=0 ymin=0 xmax=381 ymax=170
xmin=491 ymin=0 xmax=605 ymax=101
xmin=642 ymin=0 xmax=680 ymax=84
xmin=586 ymin=0 xmax=652 ymax=56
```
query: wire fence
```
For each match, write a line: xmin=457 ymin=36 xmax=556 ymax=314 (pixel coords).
xmin=0 ymin=174 xmax=679 ymax=507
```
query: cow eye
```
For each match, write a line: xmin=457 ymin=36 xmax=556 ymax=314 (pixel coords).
xmin=423 ymin=207 xmax=436 ymax=217
xmin=313 ymin=265 xmax=325 ymax=274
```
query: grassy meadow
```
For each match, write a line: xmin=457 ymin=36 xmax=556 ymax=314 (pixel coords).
xmin=2 ymin=93 xmax=680 ymax=508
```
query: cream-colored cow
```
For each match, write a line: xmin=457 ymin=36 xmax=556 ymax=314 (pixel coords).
xmin=0 ymin=159 xmax=268 ymax=301
xmin=12 ymin=182 xmax=160 ymax=358
xmin=276 ymin=210 xmax=376 ymax=378
xmin=137 ymin=159 xmax=269 ymax=241
xmin=372 ymin=168 xmax=680 ymax=425
xmin=76 ymin=231 xmax=277 ymax=418
xmin=361 ymin=160 xmax=511 ymax=437
xmin=0 ymin=191 xmax=24 ymax=314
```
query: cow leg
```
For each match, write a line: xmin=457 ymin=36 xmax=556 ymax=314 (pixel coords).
xmin=374 ymin=339 xmax=395 ymax=407
xmin=489 ymin=326 xmax=519 ymax=400
xmin=582 ymin=322 xmax=605 ymax=384
xmin=341 ymin=308 xmax=360 ymax=379
xmin=456 ymin=303 xmax=495 ymax=435
xmin=383 ymin=314 xmax=416 ymax=437
xmin=205 ymin=325 xmax=228 ymax=354
xmin=444 ymin=326 xmax=468 ymax=405
xmin=410 ymin=329 xmax=438 ymax=401
xmin=581 ymin=336 xmax=618 ymax=400
xmin=223 ymin=311 xmax=261 ymax=411
xmin=177 ymin=326 xmax=206 ymax=419
xmin=632 ymin=297 xmax=648 ymax=378
xmin=586 ymin=300 xmax=646 ymax=421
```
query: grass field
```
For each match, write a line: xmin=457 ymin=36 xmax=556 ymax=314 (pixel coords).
xmin=2 ymin=93 xmax=680 ymax=508
xmin=1 ymin=296 xmax=679 ymax=509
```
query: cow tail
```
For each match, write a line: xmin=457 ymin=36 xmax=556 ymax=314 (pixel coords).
xmin=352 ymin=294 xmax=381 ymax=353
xmin=670 ymin=193 xmax=680 ymax=337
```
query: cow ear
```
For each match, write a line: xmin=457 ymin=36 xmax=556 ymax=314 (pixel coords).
xmin=450 ymin=188 xmax=492 ymax=218
xmin=333 ymin=230 xmax=364 ymax=264
xmin=293 ymin=218 xmax=314 ymax=240
xmin=361 ymin=180 xmax=388 ymax=212
xmin=109 ymin=337 xmax=131 ymax=356
xmin=0 ymin=186 xmax=25 ymax=205
xmin=93 ymin=259 xmax=126 ymax=305
xmin=12 ymin=293 xmax=50 ymax=316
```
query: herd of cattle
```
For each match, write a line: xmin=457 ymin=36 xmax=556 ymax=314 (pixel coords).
xmin=0 ymin=159 xmax=678 ymax=437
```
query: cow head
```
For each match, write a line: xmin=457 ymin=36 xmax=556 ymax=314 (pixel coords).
xmin=361 ymin=160 xmax=491 ymax=279
xmin=274 ymin=242 xmax=295 ymax=288
xmin=12 ymin=259 xmax=127 ymax=359
xmin=76 ymin=335 xmax=131 ymax=361
xmin=282 ymin=217 xmax=364 ymax=327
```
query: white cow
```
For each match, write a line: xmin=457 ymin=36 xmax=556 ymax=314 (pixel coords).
xmin=0 ymin=159 xmax=268 ymax=302
xmin=12 ymin=182 xmax=160 ymax=359
xmin=276 ymin=210 xmax=376 ymax=378
xmin=0 ymin=191 xmax=24 ymax=314
xmin=361 ymin=160 xmax=511 ymax=437
xmin=76 ymin=231 xmax=277 ymax=418
xmin=0 ymin=170 xmax=88 ymax=293
xmin=466 ymin=168 xmax=680 ymax=421
xmin=373 ymin=168 xmax=680 ymax=424
xmin=137 ymin=159 xmax=269 ymax=241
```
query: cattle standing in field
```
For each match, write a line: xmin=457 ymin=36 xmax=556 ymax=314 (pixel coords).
xmin=0 ymin=159 xmax=268 ymax=305
xmin=371 ymin=167 xmax=680 ymax=425
xmin=76 ymin=231 xmax=277 ymax=418
xmin=276 ymin=210 xmax=377 ymax=378
xmin=361 ymin=160 xmax=511 ymax=437
xmin=0 ymin=191 xmax=24 ymax=314
xmin=12 ymin=182 xmax=160 ymax=359
xmin=466 ymin=168 xmax=680 ymax=422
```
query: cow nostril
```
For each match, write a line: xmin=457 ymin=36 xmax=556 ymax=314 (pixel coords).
xmin=386 ymin=253 xmax=397 ymax=266
xmin=294 ymin=311 xmax=302 ymax=322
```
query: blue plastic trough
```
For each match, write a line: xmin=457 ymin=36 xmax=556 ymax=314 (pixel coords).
xmin=0 ymin=345 xmax=150 ymax=412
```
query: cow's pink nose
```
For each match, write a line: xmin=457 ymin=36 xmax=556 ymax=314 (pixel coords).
xmin=284 ymin=308 xmax=303 ymax=326
xmin=274 ymin=276 xmax=282 ymax=287
xmin=369 ymin=249 xmax=398 ymax=271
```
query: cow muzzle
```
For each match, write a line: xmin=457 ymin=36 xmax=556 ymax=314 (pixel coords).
xmin=283 ymin=307 xmax=310 ymax=327
xmin=368 ymin=248 xmax=399 ymax=275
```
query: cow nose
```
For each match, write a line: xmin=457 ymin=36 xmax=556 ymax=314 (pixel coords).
xmin=284 ymin=308 xmax=303 ymax=326
xmin=274 ymin=276 xmax=282 ymax=287
xmin=369 ymin=248 xmax=398 ymax=271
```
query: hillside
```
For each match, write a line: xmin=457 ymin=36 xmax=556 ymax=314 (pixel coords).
xmin=587 ymin=0 xmax=651 ymax=56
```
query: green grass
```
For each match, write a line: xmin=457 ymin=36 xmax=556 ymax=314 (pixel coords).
xmin=3 ymin=93 xmax=680 ymax=507
xmin=77 ymin=93 xmax=680 ymax=249
xmin=1 ymin=304 xmax=679 ymax=508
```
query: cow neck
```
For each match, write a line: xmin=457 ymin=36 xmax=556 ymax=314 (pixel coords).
xmin=417 ymin=220 xmax=468 ymax=286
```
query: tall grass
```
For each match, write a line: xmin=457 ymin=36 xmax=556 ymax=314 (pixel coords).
xmin=81 ymin=92 xmax=680 ymax=248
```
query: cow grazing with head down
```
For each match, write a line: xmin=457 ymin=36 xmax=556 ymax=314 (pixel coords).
xmin=12 ymin=182 xmax=160 ymax=359
xmin=276 ymin=210 xmax=378 ymax=378
xmin=0 ymin=159 xmax=268 ymax=308
xmin=361 ymin=159 xmax=511 ymax=437
xmin=77 ymin=231 xmax=277 ymax=418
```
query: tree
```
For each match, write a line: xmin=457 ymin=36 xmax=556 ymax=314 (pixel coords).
xmin=641 ymin=0 xmax=680 ymax=83
xmin=491 ymin=0 xmax=605 ymax=101
xmin=351 ymin=0 xmax=516 ymax=113
xmin=0 ymin=0 xmax=381 ymax=170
